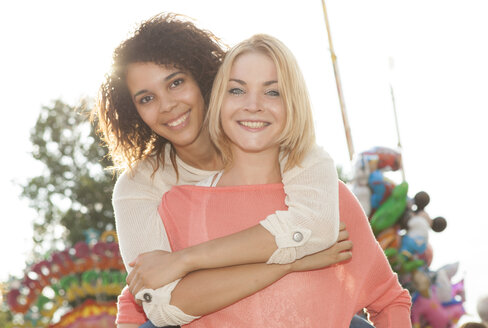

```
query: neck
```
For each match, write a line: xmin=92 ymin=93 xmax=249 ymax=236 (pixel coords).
xmin=174 ymin=128 xmax=223 ymax=171
xmin=218 ymin=146 xmax=281 ymax=186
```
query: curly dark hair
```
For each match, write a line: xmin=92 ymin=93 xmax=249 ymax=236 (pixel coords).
xmin=92 ymin=13 xmax=227 ymax=172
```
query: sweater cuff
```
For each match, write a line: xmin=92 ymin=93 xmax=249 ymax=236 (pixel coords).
xmin=135 ymin=279 xmax=200 ymax=326
xmin=260 ymin=214 xmax=312 ymax=264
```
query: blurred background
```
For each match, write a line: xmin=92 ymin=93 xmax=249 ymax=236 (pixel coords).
xmin=1 ymin=0 xmax=487 ymax=326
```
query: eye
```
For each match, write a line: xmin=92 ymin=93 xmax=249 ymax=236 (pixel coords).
xmin=228 ymin=88 xmax=244 ymax=95
xmin=170 ymin=78 xmax=184 ymax=88
xmin=139 ymin=95 xmax=154 ymax=104
xmin=266 ymin=89 xmax=280 ymax=97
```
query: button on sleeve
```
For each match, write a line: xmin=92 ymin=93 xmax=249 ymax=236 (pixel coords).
xmin=143 ymin=292 xmax=152 ymax=303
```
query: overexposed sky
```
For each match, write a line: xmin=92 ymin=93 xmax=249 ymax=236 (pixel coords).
xmin=1 ymin=0 xmax=487 ymax=324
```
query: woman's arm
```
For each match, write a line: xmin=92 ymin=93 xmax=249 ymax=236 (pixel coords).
xmin=337 ymin=182 xmax=411 ymax=327
xmin=263 ymin=144 xmax=340 ymax=263
xmin=132 ymin=224 xmax=352 ymax=327
xmin=113 ymin=161 xmax=180 ymax=326
xmin=173 ymin=225 xmax=351 ymax=315
xmin=127 ymin=145 xmax=340 ymax=292
xmin=113 ymin=161 xmax=175 ymax=274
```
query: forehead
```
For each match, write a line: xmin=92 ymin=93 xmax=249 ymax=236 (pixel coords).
xmin=230 ymin=51 xmax=277 ymax=80
xmin=126 ymin=62 xmax=180 ymax=79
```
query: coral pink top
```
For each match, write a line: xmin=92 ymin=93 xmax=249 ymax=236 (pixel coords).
xmin=118 ymin=182 xmax=411 ymax=327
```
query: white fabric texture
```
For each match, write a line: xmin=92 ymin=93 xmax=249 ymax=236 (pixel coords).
xmin=262 ymin=144 xmax=340 ymax=263
xmin=135 ymin=280 xmax=200 ymax=326
xmin=114 ymin=144 xmax=339 ymax=325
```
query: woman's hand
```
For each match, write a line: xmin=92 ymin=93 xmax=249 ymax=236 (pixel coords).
xmin=127 ymin=249 xmax=189 ymax=297
xmin=290 ymin=221 xmax=352 ymax=272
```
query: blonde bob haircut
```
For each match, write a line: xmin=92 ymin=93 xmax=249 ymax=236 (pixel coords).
xmin=207 ymin=34 xmax=316 ymax=171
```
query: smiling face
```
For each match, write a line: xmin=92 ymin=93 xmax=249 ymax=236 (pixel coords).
xmin=220 ymin=51 xmax=286 ymax=157
xmin=126 ymin=62 xmax=207 ymax=152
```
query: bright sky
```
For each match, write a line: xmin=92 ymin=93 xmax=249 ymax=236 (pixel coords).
xmin=1 ymin=0 xmax=487 ymax=324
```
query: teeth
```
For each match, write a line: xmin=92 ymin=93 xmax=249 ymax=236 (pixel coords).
xmin=167 ymin=112 xmax=190 ymax=127
xmin=239 ymin=121 xmax=268 ymax=129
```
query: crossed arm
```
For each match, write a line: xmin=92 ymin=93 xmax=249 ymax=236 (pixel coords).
xmin=119 ymin=223 xmax=352 ymax=327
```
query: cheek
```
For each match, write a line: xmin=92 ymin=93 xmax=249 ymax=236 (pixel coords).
xmin=220 ymin=110 xmax=232 ymax=135
xmin=278 ymin=109 xmax=286 ymax=127
xmin=136 ymin=107 xmax=156 ymax=127
xmin=135 ymin=107 xmax=146 ymax=122
xmin=184 ymin=86 xmax=205 ymax=112
xmin=269 ymin=102 xmax=286 ymax=125
xmin=220 ymin=100 xmax=232 ymax=124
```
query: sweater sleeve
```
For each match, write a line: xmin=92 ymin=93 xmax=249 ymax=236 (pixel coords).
xmin=360 ymin=217 xmax=412 ymax=326
xmin=366 ymin=270 xmax=412 ymax=328
xmin=338 ymin=182 xmax=412 ymax=327
xmin=261 ymin=144 xmax=340 ymax=264
xmin=135 ymin=280 xmax=200 ymax=326
xmin=113 ymin=162 xmax=202 ymax=326
xmin=113 ymin=162 xmax=173 ymax=274
xmin=363 ymin=230 xmax=411 ymax=327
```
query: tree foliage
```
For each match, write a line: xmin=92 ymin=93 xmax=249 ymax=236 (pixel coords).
xmin=21 ymin=99 xmax=115 ymax=255
xmin=0 ymin=295 xmax=14 ymax=328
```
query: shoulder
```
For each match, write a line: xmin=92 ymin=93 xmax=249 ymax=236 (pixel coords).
xmin=113 ymin=157 xmax=177 ymax=201
xmin=338 ymin=181 xmax=364 ymax=214
xmin=285 ymin=144 xmax=335 ymax=174
xmin=338 ymin=181 xmax=378 ymax=243
xmin=282 ymin=144 xmax=337 ymax=182
xmin=302 ymin=144 xmax=334 ymax=166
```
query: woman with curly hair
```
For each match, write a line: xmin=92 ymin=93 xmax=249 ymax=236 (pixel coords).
xmin=93 ymin=13 xmax=351 ymax=327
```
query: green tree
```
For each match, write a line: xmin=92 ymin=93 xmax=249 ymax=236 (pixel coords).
xmin=0 ymin=309 xmax=13 ymax=328
xmin=21 ymin=99 xmax=115 ymax=256
xmin=1 ymin=282 xmax=14 ymax=327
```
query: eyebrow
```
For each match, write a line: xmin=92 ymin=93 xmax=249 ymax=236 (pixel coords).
xmin=229 ymin=78 xmax=278 ymax=87
xmin=133 ymin=71 xmax=184 ymax=100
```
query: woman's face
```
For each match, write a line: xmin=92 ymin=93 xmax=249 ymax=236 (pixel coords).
xmin=126 ymin=62 xmax=206 ymax=150
xmin=221 ymin=51 xmax=286 ymax=155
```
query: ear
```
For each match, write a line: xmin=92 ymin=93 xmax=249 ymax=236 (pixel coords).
xmin=431 ymin=216 xmax=447 ymax=232
xmin=414 ymin=191 xmax=430 ymax=211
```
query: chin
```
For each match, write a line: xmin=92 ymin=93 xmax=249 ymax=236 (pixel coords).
xmin=241 ymin=145 xmax=273 ymax=153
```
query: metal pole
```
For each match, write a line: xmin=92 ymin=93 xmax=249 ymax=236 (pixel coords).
xmin=321 ymin=0 xmax=355 ymax=160
xmin=389 ymin=82 xmax=406 ymax=181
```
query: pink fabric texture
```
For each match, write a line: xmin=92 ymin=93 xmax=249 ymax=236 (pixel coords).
xmin=117 ymin=182 xmax=411 ymax=327
xmin=117 ymin=285 xmax=147 ymax=324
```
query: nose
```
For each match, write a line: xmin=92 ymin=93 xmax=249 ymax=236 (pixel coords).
xmin=244 ymin=93 xmax=262 ymax=113
xmin=159 ymin=94 xmax=177 ymax=113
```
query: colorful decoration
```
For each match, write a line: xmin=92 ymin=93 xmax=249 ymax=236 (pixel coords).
xmin=50 ymin=299 xmax=117 ymax=328
xmin=5 ymin=230 xmax=125 ymax=327
xmin=370 ymin=182 xmax=408 ymax=234
xmin=350 ymin=146 xmax=464 ymax=327
xmin=411 ymin=280 xmax=465 ymax=328
xmin=351 ymin=154 xmax=373 ymax=216
xmin=351 ymin=147 xmax=403 ymax=217
xmin=361 ymin=146 xmax=402 ymax=171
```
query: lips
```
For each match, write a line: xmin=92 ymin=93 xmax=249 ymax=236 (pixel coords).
xmin=238 ymin=120 xmax=270 ymax=129
xmin=166 ymin=110 xmax=191 ymax=128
